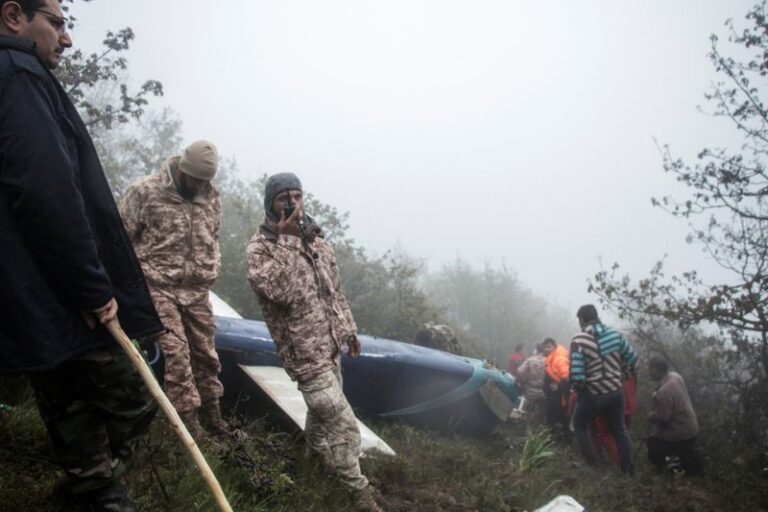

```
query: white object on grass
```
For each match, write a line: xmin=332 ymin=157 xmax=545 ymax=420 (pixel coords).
xmin=533 ymin=495 xmax=586 ymax=512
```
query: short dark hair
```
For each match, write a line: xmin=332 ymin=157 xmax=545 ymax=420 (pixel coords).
xmin=0 ymin=0 xmax=48 ymax=20
xmin=576 ymin=304 xmax=599 ymax=323
xmin=541 ymin=337 xmax=556 ymax=347
xmin=649 ymin=354 xmax=669 ymax=373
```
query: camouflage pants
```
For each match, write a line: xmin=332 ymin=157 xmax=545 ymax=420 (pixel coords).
xmin=151 ymin=290 xmax=223 ymax=412
xmin=299 ymin=365 xmax=368 ymax=492
xmin=29 ymin=343 xmax=157 ymax=493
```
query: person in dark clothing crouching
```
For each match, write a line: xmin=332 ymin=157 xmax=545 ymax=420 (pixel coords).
xmin=647 ymin=354 xmax=703 ymax=476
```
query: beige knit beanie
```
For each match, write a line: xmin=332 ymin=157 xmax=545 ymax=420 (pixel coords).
xmin=178 ymin=140 xmax=218 ymax=180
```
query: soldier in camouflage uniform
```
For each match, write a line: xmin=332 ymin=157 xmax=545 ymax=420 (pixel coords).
xmin=246 ymin=173 xmax=384 ymax=512
xmin=120 ymin=140 xmax=229 ymax=438
xmin=415 ymin=322 xmax=461 ymax=354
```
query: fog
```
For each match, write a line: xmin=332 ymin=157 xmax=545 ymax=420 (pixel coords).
xmin=71 ymin=0 xmax=752 ymax=312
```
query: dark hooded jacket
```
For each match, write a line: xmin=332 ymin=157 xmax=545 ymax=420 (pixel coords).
xmin=0 ymin=36 xmax=163 ymax=374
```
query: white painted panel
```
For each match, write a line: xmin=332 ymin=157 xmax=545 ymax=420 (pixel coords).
xmin=239 ymin=365 xmax=395 ymax=457
xmin=209 ymin=291 xmax=243 ymax=319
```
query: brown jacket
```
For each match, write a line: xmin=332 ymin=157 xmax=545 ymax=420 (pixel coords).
xmin=246 ymin=222 xmax=357 ymax=382
xmin=119 ymin=157 xmax=221 ymax=305
xmin=649 ymin=371 xmax=699 ymax=441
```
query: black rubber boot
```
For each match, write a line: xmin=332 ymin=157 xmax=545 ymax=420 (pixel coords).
xmin=82 ymin=480 xmax=137 ymax=512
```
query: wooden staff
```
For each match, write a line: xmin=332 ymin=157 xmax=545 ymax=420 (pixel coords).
xmin=105 ymin=319 xmax=234 ymax=512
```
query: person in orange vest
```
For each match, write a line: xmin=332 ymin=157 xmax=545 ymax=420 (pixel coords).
xmin=541 ymin=337 xmax=570 ymax=440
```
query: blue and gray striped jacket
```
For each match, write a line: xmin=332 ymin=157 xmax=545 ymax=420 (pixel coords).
xmin=569 ymin=323 xmax=637 ymax=395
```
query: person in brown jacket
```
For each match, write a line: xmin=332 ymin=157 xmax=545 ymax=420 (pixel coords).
xmin=516 ymin=345 xmax=547 ymax=422
xmin=647 ymin=354 xmax=703 ymax=476
xmin=246 ymin=172 xmax=383 ymax=512
xmin=120 ymin=140 xmax=229 ymax=438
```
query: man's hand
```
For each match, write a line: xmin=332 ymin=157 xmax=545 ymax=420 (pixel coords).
xmin=80 ymin=298 xmax=118 ymax=330
xmin=346 ymin=334 xmax=361 ymax=358
xmin=277 ymin=204 xmax=303 ymax=238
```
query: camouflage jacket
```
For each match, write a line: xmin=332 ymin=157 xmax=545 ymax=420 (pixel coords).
xmin=516 ymin=354 xmax=546 ymax=401
xmin=246 ymin=221 xmax=357 ymax=383
xmin=119 ymin=157 xmax=221 ymax=305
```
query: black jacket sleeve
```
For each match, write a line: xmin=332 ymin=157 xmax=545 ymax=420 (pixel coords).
xmin=0 ymin=69 xmax=113 ymax=309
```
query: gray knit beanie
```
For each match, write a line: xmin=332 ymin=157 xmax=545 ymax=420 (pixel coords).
xmin=264 ymin=172 xmax=303 ymax=220
xmin=179 ymin=140 xmax=218 ymax=181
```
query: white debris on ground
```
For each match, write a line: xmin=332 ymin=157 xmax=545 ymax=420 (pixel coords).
xmin=531 ymin=495 xmax=586 ymax=512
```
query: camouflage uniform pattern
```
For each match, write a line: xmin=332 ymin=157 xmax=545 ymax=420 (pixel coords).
xmin=247 ymin=220 xmax=369 ymax=492
xmin=120 ymin=158 xmax=224 ymax=413
xmin=119 ymin=156 xmax=221 ymax=306
xmin=300 ymin=364 xmax=368 ymax=491
xmin=416 ymin=322 xmax=461 ymax=353
xmin=246 ymin=225 xmax=358 ymax=382
xmin=29 ymin=344 xmax=157 ymax=494
xmin=150 ymin=288 xmax=223 ymax=412
xmin=516 ymin=353 xmax=546 ymax=402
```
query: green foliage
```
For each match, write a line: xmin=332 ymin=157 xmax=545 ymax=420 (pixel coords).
xmin=50 ymin=1 xmax=169 ymax=195
xmin=515 ymin=426 xmax=555 ymax=473
xmin=426 ymin=259 xmax=573 ymax=363
xmin=338 ymin=246 xmax=439 ymax=340
xmin=213 ymin=169 xmax=268 ymax=320
xmin=56 ymin=23 xmax=163 ymax=129
xmin=95 ymin=108 xmax=184 ymax=197
xmin=589 ymin=0 xmax=768 ymax=477
xmin=4 ymin=379 xmax=768 ymax=511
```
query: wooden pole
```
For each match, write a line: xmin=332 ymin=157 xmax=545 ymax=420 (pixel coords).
xmin=105 ymin=319 xmax=234 ymax=512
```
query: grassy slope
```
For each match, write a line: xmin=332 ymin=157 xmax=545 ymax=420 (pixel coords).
xmin=0 ymin=383 xmax=763 ymax=512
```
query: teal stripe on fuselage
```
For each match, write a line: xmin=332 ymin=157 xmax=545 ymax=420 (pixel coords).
xmin=381 ymin=359 xmax=517 ymax=417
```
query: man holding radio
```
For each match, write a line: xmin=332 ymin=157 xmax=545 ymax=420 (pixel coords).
xmin=246 ymin=172 xmax=383 ymax=512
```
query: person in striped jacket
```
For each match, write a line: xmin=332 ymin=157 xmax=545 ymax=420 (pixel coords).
xmin=569 ymin=304 xmax=638 ymax=475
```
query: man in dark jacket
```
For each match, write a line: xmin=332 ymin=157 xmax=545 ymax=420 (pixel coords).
xmin=0 ymin=1 xmax=163 ymax=510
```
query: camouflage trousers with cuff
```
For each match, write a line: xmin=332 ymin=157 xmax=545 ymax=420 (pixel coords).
xmin=29 ymin=343 xmax=157 ymax=494
xmin=299 ymin=364 xmax=368 ymax=492
xmin=151 ymin=289 xmax=223 ymax=413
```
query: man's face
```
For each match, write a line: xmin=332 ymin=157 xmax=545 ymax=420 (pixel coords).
xmin=15 ymin=0 xmax=72 ymax=69
xmin=173 ymin=168 xmax=208 ymax=200
xmin=272 ymin=189 xmax=304 ymax=219
xmin=648 ymin=364 xmax=664 ymax=382
xmin=542 ymin=343 xmax=555 ymax=356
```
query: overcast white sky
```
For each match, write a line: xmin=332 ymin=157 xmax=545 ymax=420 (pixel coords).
xmin=71 ymin=0 xmax=754 ymax=312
